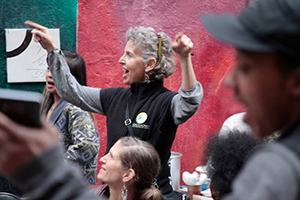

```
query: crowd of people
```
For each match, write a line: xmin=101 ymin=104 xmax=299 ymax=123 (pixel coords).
xmin=0 ymin=0 xmax=300 ymax=199
xmin=25 ymin=19 xmax=203 ymax=200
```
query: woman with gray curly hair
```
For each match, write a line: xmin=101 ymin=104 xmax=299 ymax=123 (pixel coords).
xmin=25 ymin=21 xmax=203 ymax=200
xmin=125 ymin=27 xmax=176 ymax=81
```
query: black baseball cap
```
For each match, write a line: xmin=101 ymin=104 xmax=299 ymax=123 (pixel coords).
xmin=201 ymin=0 xmax=300 ymax=63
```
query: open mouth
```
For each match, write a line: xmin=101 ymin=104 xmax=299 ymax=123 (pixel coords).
xmin=123 ymin=67 xmax=129 ymax=74
xmin=48 ymin=82 xmax=55 ymax=86
xmin=46 ymin=79 xmax=55 ymax=86
xmin=100 ymin=167 xmax=106 ymax=172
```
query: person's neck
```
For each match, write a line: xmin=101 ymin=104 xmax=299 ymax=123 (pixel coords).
xmin=50 ymin=92 xmax=61 ymax=110
xmin=53 ymin=92 xmax=61 ymax=104
xmin=108 ymin=188 xmax=122 ymax=200
xmin=274 ymin=101 xmax=300 ymax=138
xmin=280 ymin=102 xmax=300 ymax=128
xmin=109 ymin=185 xmax=133 ymax=200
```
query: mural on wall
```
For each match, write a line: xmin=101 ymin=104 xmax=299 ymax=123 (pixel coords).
xmin=5 ymin=28 xmax=60 ymax=83
xmin=77 ymin=0 xmax=247 ymax=184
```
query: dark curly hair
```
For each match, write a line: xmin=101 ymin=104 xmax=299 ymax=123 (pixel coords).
xmin=203 ymin=131 xmax=264 ymax=199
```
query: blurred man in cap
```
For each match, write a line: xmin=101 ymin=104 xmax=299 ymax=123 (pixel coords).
xmin=202 ymin=0 xmax=300 ymax=199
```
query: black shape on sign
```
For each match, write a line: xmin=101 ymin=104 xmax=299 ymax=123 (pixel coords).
xmin=6 ymin=30 xmax=33 ymax=58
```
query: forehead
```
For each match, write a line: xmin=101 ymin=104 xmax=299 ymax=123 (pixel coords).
xmin=125 ymin=40 xmax=141 ymax=54
xmin=236 ymin=50 xmax=277 ymax=63
xmin=110 ymin=141 xmax=124 ymax=155
xmin=236 ymin=49 xmax=283 ymax=71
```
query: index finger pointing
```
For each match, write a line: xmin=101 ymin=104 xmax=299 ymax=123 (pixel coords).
xmin=25 ymin=20 xmax=47 ymax=31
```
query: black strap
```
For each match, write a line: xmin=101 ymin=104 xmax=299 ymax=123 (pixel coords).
xmin=125 ymin=101 xmax=134 ymax=136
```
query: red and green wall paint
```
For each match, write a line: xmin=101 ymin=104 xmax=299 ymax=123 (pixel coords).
xmin=1 ymin=0 xmax=247 ymax=184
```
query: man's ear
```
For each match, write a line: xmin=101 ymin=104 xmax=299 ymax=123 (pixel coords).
xmin=123 ymin=169 xmax=135 ymax=183
xmin=288 ymin=68 xmax=300 ymax=97
xmin=145 ymin=58 xmax=157 ymax=73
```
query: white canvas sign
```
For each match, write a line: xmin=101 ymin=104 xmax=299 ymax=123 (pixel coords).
xmin=5 ymin=28 xmax=60 ymax=83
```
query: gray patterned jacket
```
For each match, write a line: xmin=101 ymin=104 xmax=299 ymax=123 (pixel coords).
xmin=43 ymin=99 xmax=100 ymax=184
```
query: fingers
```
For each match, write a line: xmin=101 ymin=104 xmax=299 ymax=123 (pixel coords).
xmin=25 ymin=20 xmax=47 ymax=32
xmin=31 ymin=29 xmax=46 ymax=43
xmin=0 ymin=111 xmax=59 ymax=176
xmin=175 ymin=32 xmax=184 ymax=42
xmin=26 ymin=21 xmax=49 ymax=43
xmin=179 ymin=34 xmax=194 ymax=49
xmin=25 ymin=20 xmax=49 ymax=40
xmin=172 ymin=32 xmax=183 ymax=49
xmin=0 ymin=111 xmax=57 ymax=143
xmin=0 ymin=111 xmax=34 ymax=141
xmin=0 ymin=111 xmax=16 ymax=134
xmin=24 ymin=20 xmax=57 ymax=52
xmin=172 ymin=32 xmax=193 ymax=56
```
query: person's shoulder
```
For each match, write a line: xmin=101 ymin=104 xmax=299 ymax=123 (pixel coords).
xmin=65 ymin=103 xmax=85 ymax=113
xmin=227 ymin=142 xmax=300 ymax=200
xmin=100 ymin=86 xmax=129 ymax=98
xmin=247 ymin=142 xmax=300 ymax=171
xmin=101 ymin=86 xmax=128 ymax=93
xmin=258 ymin=142 xmax=297 ymax=155
xmin=250 ymin=143 xmax=289 ymax=159
xmin=64 ymin=104 xmax=92 ymax=119
xmin=159 ymin=87 xmax=177 ymax=98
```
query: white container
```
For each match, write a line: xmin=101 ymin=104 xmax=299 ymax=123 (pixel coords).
xmin=168 ymin=151 xmax=182 ymax=191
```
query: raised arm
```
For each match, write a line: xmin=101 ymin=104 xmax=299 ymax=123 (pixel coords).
xmin=172 ymin=32 xmax=197 ymax=90
xmin=25 ymin=21 xmax=104 ymax=114
xmin=47 ymin=50 xmax=104 ymax=113
xmin=171 ymin=33 xmax=203 ymax=125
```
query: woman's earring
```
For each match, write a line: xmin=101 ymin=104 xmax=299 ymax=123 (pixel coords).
xmin=121 ymin=184 xmax=128 ymax=200
xmin=145 ymin=73 xmax=150 ymax=83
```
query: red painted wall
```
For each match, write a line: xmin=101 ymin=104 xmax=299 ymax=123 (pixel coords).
xmin=77 ymin=0 xmax=246 ymax=184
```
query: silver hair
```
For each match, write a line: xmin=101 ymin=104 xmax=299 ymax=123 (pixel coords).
xmin=126 ymin=26 xmax=176 ymax=80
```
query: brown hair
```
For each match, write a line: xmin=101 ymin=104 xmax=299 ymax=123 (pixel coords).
xmin=41 ymin=51 xmax=97 ymax=125
xmin=41 ymin=51 xmax=87 ymax=112
xmin=119 ymin=137 xmax=162 ymax=200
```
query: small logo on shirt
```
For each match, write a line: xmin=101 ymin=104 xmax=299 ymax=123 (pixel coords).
xmin=136 ymin=112 xmax=148 ymax=124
